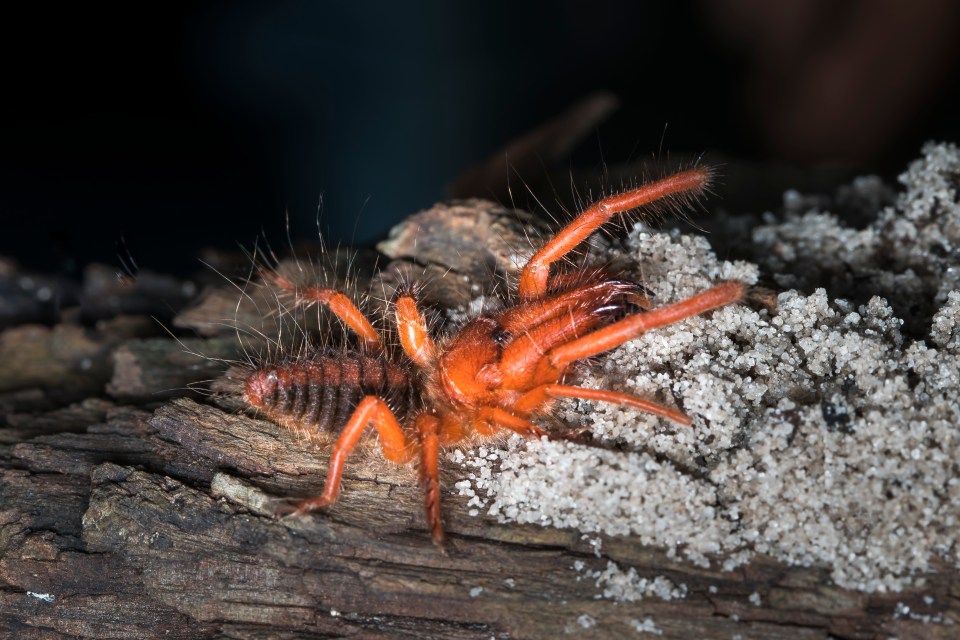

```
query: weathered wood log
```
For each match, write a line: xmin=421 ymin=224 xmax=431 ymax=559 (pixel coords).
xmin=107 ymin=336 xmax=243 ymax=404
xmin=2 ymin=196 xmax=959 ymax=639
xmin=3 ymin=396 xmax=958 ymax=639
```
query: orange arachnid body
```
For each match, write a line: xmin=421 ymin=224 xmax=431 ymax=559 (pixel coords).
xmin=242 ymin=167 xmax=745 ymax=546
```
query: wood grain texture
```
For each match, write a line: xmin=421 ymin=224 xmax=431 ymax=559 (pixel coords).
xmin=1 ymin=200 xmax=958 ymax=639
xmin=3 ymin=395 xmax=958 ymax=639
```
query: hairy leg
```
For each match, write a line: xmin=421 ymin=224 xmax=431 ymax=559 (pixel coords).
xmin=514 ymin=383 xmax=691 ymax=425
xmin=548 ymin=281 xmax=745 ymax=369
xmin=478 ymin=406 xmax=549 ymax=438
xmin=279 ymin=395 xmax=413 ymax=517
xmin=267 ymin=272 xmax=382 ymax=352
xmin=518 ymin=168 xmax=712 ymax=300
xmin=395 ymin=295 xmax=436 ymax=367
xmin=415 ymin=414 xmax=445 ymax=547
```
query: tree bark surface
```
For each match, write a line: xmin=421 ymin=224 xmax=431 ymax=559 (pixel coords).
xmin=4 ymin=391 xmax=959 ymax=639
xmin=2 ymin=200 xmax=958 ymax=639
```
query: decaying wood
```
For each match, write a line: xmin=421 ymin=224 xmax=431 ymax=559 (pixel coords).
xmin=376 ymin=199 xmax=552 ymax=284
xmin=4 ymin=397 xmax=958 ymax=639
xmin=107 ymin=336 xmax=242 ymax=403
xmin=2 ymin=201 xmax=958 ymax=639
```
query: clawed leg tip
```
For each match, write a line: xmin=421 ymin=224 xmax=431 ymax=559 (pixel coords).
xmin=273 ymin=498 xmax=332 ymax=520
xmin=272 ymin=504 xmax=300 ymax=521
xmin=428 ymin=520 xmax=448 ymax=552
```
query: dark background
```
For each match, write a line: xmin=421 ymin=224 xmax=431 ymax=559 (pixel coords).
xmin=3 ymin=1 xmax=959 ymax=276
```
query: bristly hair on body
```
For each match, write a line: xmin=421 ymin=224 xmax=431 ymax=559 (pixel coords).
xmin=211 ymin=164 xmax=745 ymax=547
xmin=211 ymin=233 xmax=408 ymax=444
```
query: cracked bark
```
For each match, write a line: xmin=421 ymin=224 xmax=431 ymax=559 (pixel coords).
xmin=2 ymin=201 xmax=958 ymax=639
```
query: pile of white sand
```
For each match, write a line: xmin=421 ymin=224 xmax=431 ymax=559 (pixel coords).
xmin=452 ymin=142 xmax=960 ymax=593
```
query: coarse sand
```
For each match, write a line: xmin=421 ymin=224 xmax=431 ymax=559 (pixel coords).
xmin=451 ymin=142 xmax=960 ymax=593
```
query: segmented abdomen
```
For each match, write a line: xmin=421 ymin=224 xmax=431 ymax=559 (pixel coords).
xmin=243 ymin=353 xmax=417 ymax=434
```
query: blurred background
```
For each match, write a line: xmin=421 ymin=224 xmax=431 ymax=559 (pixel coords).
xmin=3 ymin=0 xmax=960 ymax=276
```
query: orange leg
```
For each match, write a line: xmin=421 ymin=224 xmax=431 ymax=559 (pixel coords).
xmin=515 ymin=383 xmax=691 ymax=425
xmin=548 ymin=281 xmax=745 ymax=369
xmin=415 ymin=414 xmax=445 ymax=547
xmin=279 ymin=395 xmax=414 ymax=517
xmin=478 ymin=406 xmax=549 ymax=439
xmin=395 ymin=295 xmax=436 ymax=367
xmin=267 ymin=272 xmax=382 ymax=352
xmin=518 ymin=168 xmax=712 ymax=300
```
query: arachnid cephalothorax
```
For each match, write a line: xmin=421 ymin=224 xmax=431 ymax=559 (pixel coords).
xmin=241 ymin=167 xmax=745 ymax=546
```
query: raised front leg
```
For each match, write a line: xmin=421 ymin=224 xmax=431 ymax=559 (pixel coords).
xmin=518 ymin=168 xmax=713 ymax=301
xmin=265 ymin=271 xmax=383 ymax=353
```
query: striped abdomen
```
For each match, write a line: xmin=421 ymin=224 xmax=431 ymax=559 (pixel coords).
xmin=244 ymin=353 xmax=417 ymax=434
